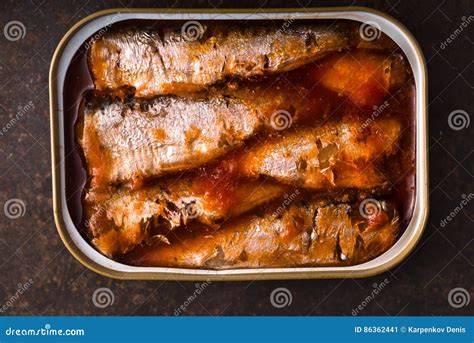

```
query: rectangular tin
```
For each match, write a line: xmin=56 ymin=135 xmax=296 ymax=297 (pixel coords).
xmin=50 ymin=7 xmax=428 ymax=280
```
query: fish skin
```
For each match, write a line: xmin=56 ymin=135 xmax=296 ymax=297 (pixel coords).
xmin=87 ymin=180 xmax=289 ymax=257
xmin=89 ymin=22 xmax=355 ymax=97
xmin=87 ymin=188 xmax=166 ymax=258
xmin=78 ymin=95 xmax=262 ymax=189
xmin=240 ymin=117 xmax=401 ymax=189
xmin=124 ymin=199 xmax=400 ymax=269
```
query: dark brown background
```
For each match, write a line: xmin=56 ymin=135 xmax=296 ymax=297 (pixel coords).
xmin=0 ymin=0 xmax=472 ymax=316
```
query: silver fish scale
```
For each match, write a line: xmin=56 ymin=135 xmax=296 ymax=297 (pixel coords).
xmin=84 ymin=95 xmax=261 ymax=183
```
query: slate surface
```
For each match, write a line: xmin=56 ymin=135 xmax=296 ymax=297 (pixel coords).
xmin=0 ymin=0 xmax=472 ymax=316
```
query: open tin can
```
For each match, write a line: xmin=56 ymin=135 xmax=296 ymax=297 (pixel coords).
xmin=50 ymin=7 xmax=428 ymax=280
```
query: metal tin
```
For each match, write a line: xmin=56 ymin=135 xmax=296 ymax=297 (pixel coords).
xmin=50 ymin=7 xmax=428 ymax=280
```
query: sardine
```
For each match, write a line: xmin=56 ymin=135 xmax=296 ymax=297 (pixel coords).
xmin=87 ymin=180 xmax=289 ymax=257
xmin=77 ymin=95 xmax=262 ymax=190
xmin=240 ymin=117 xmax=401 ymax=189
xmin=123 ymin=198 xmax=400 ymax=269
xmin=89 ymin=22 xmax=355 ymax=97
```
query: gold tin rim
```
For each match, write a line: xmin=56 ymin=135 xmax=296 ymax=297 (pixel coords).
xmin=50 ymin=6 xmax=429 ymax=280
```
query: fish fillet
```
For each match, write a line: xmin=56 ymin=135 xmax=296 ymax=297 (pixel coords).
xmin=89 ymin=22 xmax=355 ymax=97
xmin=87 ymin=180 xmax=289 ymax=257
xmin=77 ymin=95 xmax=262 ymax=190
xmin=240 ymin=117 xmax=401 ymax=189
xmin=124 ymin=198 xmax=400 ymax=268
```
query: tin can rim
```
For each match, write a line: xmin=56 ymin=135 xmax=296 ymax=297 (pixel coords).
xmin=50 ymin=6 xmax=429 ymax=280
